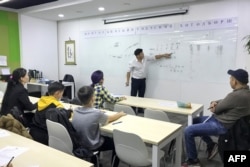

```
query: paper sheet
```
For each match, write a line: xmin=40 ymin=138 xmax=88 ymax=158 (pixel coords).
xmin=110 ymin=93 xmax=124 ymax=98
xmin=0 ymin=56 xmax=7 ymax=66
xmin=0 ymin=129 xmax=10 ymax=138
xmin=0 ymin=146 xmax=28 ymax=162
xmin=0 ymin=154 xmax=12 ymax=166
xmin=158 ymin=101 xmax=178 ymax=108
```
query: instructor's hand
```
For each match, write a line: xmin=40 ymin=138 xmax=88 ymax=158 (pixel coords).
xmin=125 ymin=81 xmax=129 ymax=86
xmin=165 ymin=53 xmax=172 ymax=58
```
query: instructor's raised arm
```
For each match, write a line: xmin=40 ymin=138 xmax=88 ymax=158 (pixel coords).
xmin=155 ymin=53 xmax=172 ymax=59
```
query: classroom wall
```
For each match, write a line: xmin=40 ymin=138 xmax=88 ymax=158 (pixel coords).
xmin=0 ymin=10 xmax=20 ymax=71
xmin=55 ymin=0 xmax=250 ymax=114
xmin=19 ymin=15 xmax=58 ymax=80
xmin=19 ymin=0 xmax=250 ymax=115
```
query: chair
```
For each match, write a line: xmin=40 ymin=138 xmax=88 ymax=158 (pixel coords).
xmin=144 ymin=108 xmax=170 ymax=122
xmin=70 ymin=97 xmax=81 ymax=105
xmin=46 ymin=119 xmax=100 ymax=167
xmin=62 ymin=74 xmax=75 ymax=99
xmin=144 ymin=108 xmax=175 ymax=165
xmin=46 ymin=119 xmax=74 ymax=155
xmin=218 ymin=115 xmax=250 ymax=161
xmin=112 ymin=129 xmax=165 ymax=167
xmin=114 ymin=104 xmax=136 ymax=115
xmin=103 ymin=101 xmax=114 ymax=111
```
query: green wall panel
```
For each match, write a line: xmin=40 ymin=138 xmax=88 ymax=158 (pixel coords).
xmin=0 ymin=10 xmax=20 ymax=72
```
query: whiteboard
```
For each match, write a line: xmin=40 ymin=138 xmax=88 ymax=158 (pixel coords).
xmin=80 ymin=27 xmax=237 ymax=84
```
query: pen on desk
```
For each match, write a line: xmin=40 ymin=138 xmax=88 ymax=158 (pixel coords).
xmin=112 ymin=121 xmax=122 ymax=125
xmin=7 ymin=156 xmax=14 ymax=166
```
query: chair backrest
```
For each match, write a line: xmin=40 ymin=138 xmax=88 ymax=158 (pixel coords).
xmin=62 ymin=74 xmax=75 ymax=99
xmin=113 ymin=129 xmax=151 ymax=166
xmin=114 ymin=104 xmax=136 ymax=115
xmin=70 ymin=97 xmax=81 ymax=105
xmin=103 ymin=102 xmax=114 ymax=111
xmin=144 ymin=108 xmax=170 ymax=122
xmin=46 ymin=119 xmax=74 ymax=155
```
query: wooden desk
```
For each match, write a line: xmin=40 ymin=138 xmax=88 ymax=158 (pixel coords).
xmin=27 ymin=82 xmax=75 ymax=99
xmin=101 ymin=113 xmax=183 ymax=167
xmin=117 ymin=96 xmax=204 ymax=125
xmin=0 ymin=129 xmax=93 ymax=167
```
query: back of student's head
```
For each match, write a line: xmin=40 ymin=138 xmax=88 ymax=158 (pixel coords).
xmin=91 ymin=70 xmax=103 ymax=87
xmin=77 ymin=86 xmax=94 ymax=105
xmin=48 ymin=82 xmax=65 ymax=95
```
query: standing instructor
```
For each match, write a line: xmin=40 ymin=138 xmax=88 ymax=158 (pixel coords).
xmin=125 ymin=48 xmax=172 ymax=113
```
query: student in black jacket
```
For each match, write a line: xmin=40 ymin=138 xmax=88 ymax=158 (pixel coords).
xmin=30 ymin=81 xmax=72 ymax=145
xmin=0 ymin=68 xmax=37 ymax=127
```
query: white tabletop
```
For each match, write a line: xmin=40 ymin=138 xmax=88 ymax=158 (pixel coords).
xmin=0 ymin=129 xmax=93 ymax=167
xmin=117 ymin=95 xmax=204 ymax=125
xmin=101 ymin=111 xmax=183 ymax=167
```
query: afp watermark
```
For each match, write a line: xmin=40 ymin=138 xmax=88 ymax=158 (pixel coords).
xmin=224 ymin=151 xmax=250 ymax=167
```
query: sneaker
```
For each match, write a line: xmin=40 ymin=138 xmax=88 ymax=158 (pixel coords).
xmin=207 ymin=142 xmax=218 ymax=160
xmin=181 ymin=159 xmax=201 ymax=167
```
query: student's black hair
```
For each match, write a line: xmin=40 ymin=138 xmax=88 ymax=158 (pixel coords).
xmin=1 ymin=68 xmax=27 ymax=114
xmin=134 ymin=48 xmax=143 ymax=56
xmin=77 ymin=86 xmax=94 ymax=105
xmin=48 ymin=81 xmax=65 ymax=95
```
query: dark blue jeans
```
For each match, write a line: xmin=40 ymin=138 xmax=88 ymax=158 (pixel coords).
xmin=184 ymin=115 xmax=227 ymax=160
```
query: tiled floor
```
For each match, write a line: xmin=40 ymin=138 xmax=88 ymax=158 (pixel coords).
xmin=97 ymin=111 xmax=223 ymax=167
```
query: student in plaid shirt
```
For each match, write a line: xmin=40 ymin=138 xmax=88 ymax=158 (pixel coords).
xmin=91 ymin=70 xmax=126 ymax=109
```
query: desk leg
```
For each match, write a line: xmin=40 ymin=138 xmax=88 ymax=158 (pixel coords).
xmin=41 ymin=85 xmax=47 ymax=96
xmin=71 ymin=83 xmax=74 ymax=99
xmin=189 ymin=107 xmax=204 ymax=126
xmin=175 ymin=131 xmax=182 ymax=167
xmin=152 ymin=145 xmax=160 ymax=167
xmin=71 ymin=84 xmax=75 ymax=99
xmin=187 ymin=115 xmax=193 ymax=126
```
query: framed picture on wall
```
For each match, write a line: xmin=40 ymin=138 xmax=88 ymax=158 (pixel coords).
xmin=65 ymin=40 xmax=76 ymax=65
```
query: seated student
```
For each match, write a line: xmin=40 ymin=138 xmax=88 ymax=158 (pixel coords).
xmin=72 ymin=86 xmax=126 ymax=167
xmin=91 ymin=70 xmax=126 ymax=109
xmin=182 ymin=69 xmax=250 ymax=167
xmin=30 ymin=81 xmax=72 ymax=145
xmin=0 ymin=68 xmax=37 ymax=127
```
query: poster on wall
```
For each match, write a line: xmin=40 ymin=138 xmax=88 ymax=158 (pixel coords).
xmin=0 ymin=55 xmax=7 ymax=66
xmin=65 ymin=40 xmax=76 ymax=65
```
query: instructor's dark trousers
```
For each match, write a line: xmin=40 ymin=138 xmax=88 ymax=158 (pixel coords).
xmin=131 ymin=78 xmax=146 ymax=113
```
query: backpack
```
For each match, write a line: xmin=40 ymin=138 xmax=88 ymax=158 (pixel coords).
xmin=218 ymin=115 xmax=250 ymax=161
xmin=10 ymin=106 xmax=26 ymax=127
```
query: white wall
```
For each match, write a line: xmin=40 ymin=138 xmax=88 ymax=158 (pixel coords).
xmin=19 ymin=15 xmax=58 ymax=80
xmin=20 ymin=0 xmax=250 ymax=115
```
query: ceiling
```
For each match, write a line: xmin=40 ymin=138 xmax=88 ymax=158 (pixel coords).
xmin=0 ymin=0 xmax=221 ymax=21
